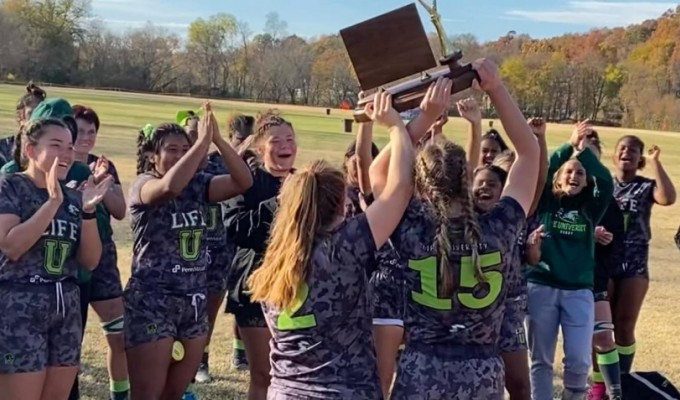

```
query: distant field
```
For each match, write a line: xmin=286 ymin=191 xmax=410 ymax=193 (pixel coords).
xmin=1 ymin=84 xmax=678 ymax=399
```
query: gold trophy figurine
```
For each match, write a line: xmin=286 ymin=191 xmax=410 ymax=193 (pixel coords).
xmin=418 ymin=0 xmax=457 ymax=60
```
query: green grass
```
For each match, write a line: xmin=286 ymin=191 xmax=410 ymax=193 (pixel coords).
xmin=1 ymin=84 xmax=679 ymax=399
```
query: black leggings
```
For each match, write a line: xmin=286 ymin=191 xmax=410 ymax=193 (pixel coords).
xmin=68 ymin=281 xmax=91 ymax=400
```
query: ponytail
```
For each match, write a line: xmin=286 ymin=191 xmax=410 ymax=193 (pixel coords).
xmin=249 ymin=160 xmax=345 ymax=310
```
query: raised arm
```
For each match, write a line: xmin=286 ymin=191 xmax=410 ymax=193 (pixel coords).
xmin=76 ymin=175 xmax=114 ymax=270
xmin=528 ymin=118 xmax=548 ymax=216
xmin=208 ymin=113 xmax=254 ymax=203
xmin=647 ymin=146 xmax=676 ymax=206
xmin=576 ymin=143 xmax=614 ymax=223
xmin=140 ymin=105 xmax=213 ymax=205
xmin=364 ymin=91 xmax=415 ymax=250
xmin=369 ymin=78 xmax=453 ymax=197
xmin=355 ymin=121 xmax=375 ymax=196
xmin=457 ymin=97 xmax=482 ymax=183
xmin=475 ymin=59 xmax=539 ymax=216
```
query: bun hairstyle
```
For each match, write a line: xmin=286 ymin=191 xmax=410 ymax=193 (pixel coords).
xmin=135 ymin=123 xmax=189 ymax=175
xmin=15 ymin=81 xmax=47 ymax=122
xmin=226 ymin=113 xmax=255 ymax=141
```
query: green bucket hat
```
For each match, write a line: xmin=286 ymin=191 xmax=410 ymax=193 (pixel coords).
xmin=30 ymin=98 xmax=77 ymax=141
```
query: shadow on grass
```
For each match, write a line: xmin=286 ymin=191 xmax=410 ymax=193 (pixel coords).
xmin=77 ymin=361 xmax=248 ymax=400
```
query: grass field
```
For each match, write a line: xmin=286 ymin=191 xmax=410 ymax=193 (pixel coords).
xmin=0 ymin=84 xmax=679 ymax=399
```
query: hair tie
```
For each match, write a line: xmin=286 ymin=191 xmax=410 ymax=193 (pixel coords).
xmin=142 ymin=124 xmax=155 ymax=140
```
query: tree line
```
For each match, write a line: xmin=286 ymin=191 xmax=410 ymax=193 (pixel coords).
xmin=0 ymin=0 xmax=678 ymax=131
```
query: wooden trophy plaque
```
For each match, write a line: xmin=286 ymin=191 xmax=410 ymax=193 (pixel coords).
xmin=340 ymin=3 xmax=479 ymax=122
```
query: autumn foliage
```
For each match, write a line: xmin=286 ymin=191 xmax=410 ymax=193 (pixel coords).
xmin=0 ymin=1 xmax=678 ymax=130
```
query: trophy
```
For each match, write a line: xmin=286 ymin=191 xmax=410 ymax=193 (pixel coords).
xmin=340 ymin=2 xmax=479 ymax=122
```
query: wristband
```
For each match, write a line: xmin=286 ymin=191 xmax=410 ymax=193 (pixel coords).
xmin=82 ymin=210 xmax=97 ymax=220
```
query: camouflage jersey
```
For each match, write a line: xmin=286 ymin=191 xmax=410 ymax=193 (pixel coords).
xmin=0 ymin=135 xmax=15 ymax=168
xmin=614 ymin=176 xmax=656 ymax=269
xmin=391 ymin=196 xmax=526 ymax=353
xmin=0 ymin=174 xmax=83 ymax=284
xmin=344 ymin=185 xmax=362 ymax=219
xmin=264 ymin=214 xmax=381 ymax=399
xmin=128 ymin=172 xmax=213 ymax=294
xmin=203 ymin=152 xmax=229 ymax=252
xmin=222 ymin=158 xmax=283 ymax=305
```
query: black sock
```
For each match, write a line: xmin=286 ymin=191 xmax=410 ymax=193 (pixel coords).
xmin=617 ymin=343 xmax=636 ymax=373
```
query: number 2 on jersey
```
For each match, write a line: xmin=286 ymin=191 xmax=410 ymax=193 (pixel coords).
xmin=277 ymin=282 xmax=317 ymax=331
xmin=409 ymin=251 xmax=503 ymax=311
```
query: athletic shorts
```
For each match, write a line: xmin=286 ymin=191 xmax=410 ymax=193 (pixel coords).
xmin=207 ymin=248 xmax=230 ymax=295
xmin=391 ymin=346 xmax=504 ymax=399
xmin=499 ymin=294 xmax=528 ymax=353
xmin=0 ymin=282 xmax=81 ymax=373
xmin=611 ymin=247 xmax=649 ymax=280
xmin=225 ymin=296 xmax=266 ymax=329
xmin=124 ymin=287 xmax=208 ymax=349
xmin=267 ymin=382 xmax=383 ymax=400
xmin=89 ymin=241 xmax=123 ymax=302
xmin=370 ymin=270 xmax=406 ymax=326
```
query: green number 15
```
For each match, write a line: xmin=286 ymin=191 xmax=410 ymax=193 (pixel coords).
xmin=409 ymin=251 xmax=504 ymax=311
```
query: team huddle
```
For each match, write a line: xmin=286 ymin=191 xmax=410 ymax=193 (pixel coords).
xmin=0 ymin=59 xmax=677 ymax=400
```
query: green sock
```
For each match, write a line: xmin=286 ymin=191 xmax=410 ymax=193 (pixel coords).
xmin=233 ymin=338 xmax=245 ymax=351
xmin=592 ymin=371 xmax=604 ymax=384
xmin=597 ymin=350 xmax=622 ymax=397
xmin=110 ymin=379 xmax=130 ymax=400
xmin=617 ymin=343 xmax=636 ymax=373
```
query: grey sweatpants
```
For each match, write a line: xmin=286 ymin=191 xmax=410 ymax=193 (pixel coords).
xmin=526 ymin=282 xmax=594 ymax=400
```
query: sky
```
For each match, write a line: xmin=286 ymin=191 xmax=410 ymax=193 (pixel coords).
xmin=90 ymin=0 xmax=678 ymax=42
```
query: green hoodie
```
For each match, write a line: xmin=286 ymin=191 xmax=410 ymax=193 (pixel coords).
xmin=526 ymin=143 xmax=614 ymax=290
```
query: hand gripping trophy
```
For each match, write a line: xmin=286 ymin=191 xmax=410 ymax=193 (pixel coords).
xmin=341 ymin=2 xmax=479 ymax=122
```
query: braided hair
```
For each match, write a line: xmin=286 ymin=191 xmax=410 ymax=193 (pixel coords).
xmin=415 ymin=140 xmax=485 ymax=297
xmin=135 ymin=123 xmax=190 ymax=175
